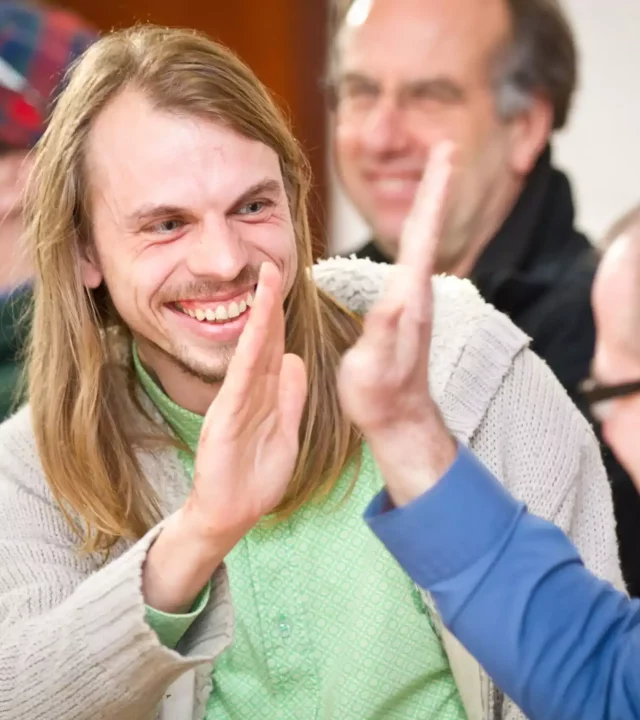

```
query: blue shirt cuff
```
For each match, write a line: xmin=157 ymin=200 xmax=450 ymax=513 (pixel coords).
xmin=364 ymin=444 xmax=524 ymax=587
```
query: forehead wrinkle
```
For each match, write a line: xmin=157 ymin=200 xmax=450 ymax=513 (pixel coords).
xmin=87 ymin=90 xmax=286 ymax=224
xmin=91 ymin=130 xmax=223 ymax=221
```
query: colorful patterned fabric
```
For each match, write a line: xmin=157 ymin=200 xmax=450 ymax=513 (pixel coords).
xmin=134 ymin=349 xmax=468 ymax=720
xmin=0 ymin=1 xmax=97 ymax=149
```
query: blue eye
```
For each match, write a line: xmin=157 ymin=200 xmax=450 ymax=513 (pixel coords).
xmin=150 ymin=219 xmax=184 ymax=234
xmin=237 ymin=200 xmax=270 ymax=215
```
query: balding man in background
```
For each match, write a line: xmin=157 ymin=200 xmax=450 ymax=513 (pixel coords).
xmin=328 ymin=0 xmax=640 ymax=596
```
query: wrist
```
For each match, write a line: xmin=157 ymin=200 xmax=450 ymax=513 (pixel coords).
xmin=388 ymin=429 xmax=456 ymax=507
xmin=142 ymin=508 xmax=231 ymax=613
xmin=367 ymin=415 xmax=457 ymax=507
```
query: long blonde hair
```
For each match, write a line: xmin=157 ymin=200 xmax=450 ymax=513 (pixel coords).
xmin=25 ymin=25 xmax=362 ymax=553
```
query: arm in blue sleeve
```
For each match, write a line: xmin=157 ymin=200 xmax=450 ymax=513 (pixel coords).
xmin=365 ymin=445 xmax=640 ymax=720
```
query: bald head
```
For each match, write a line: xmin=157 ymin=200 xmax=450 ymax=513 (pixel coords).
xmin=594 ymin=212 xmax=640 ymax=360
xmin=591 ymin=212 xmax=640 ymax=482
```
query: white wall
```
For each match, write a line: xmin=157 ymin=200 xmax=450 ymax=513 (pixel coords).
xmin=329 ymin=0 xmax=640 ymax=254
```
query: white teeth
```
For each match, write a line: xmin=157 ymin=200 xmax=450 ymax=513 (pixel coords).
xmin=179 ymin=291 xmax=254 ymax=324
xmin=376 ymin=178 xmax=418 ymax=194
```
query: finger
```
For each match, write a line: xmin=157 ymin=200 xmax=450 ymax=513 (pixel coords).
xmin=231 ymin=262 xmax=275 ymax=371
xmin=354 ymin=294 xmax=404 ymax=371
xmin=357 ymin=264 xmax=430 ymax=381
xmin=398 ymin=142 xmax=456 ymax=290
xmin=278 ymin=353 xmax=308 ymax=447
xmin=262 ymin=263 xmax=286 ymax=377
xmin=222 ymin=262 xmax=282 ymax=407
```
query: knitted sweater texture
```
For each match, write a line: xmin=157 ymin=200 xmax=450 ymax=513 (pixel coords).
xmin=0 ymin=258 xmax=623 ymax=720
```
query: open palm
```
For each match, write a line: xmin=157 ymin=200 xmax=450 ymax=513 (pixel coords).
xmin=189 ymin=263 xmax=307 ymax=540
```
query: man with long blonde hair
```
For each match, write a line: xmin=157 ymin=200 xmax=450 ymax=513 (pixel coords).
xmin=0 ymin=24 xmax=623 ymax=720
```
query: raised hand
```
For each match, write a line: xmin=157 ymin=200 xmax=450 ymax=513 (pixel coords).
xmin=338 ymin=142 xmax=458 ymax=506
xmin=144 ymin=262 xmax=307 ymax=612
xmin=187 ymin=261 xmax=308 ymax=540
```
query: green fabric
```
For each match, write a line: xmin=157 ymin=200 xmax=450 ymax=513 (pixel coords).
xmin=0 ymin=287 xmax=31 ymax=422
xmin=136 ymin=348 xmax=210 ymax=648
xmin=135 ymin=349 xmax=467 ymax=720
xmin=145 ymin=582 xmax=211 ymax=649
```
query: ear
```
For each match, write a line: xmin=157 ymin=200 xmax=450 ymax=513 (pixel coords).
xmin=507 ymin=94 xmax=554 ymax=176
xmin=78 ymin=243 xmax=103 ymax=289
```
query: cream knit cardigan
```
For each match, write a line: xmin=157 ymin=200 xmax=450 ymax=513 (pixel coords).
xmin=0 ymin=258 xmax=623 ymax=720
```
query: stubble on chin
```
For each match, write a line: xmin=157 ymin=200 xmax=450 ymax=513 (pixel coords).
xmin=138 ymin=335 xmax=237 ymax=386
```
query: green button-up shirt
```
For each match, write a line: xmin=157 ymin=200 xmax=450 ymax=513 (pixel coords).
xmin=136 ymin=350 xmax=466 ymax=719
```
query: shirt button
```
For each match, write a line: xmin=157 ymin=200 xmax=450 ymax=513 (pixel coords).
xmin=277 ymin=614 xmax=292 ymax=639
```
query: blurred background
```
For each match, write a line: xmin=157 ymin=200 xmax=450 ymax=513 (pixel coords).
xmin=55 ymin=0 xmax=640 ymax=255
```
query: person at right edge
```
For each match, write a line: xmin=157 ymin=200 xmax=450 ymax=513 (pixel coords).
xmin=362 ymin=175 xmax=640 ymax=720
xmin=330 ymin=0 xmax=640 ymax=596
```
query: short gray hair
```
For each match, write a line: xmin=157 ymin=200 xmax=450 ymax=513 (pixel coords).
xmin=492 ymin=0 xmax=577 ymax=130
xmin=329 ymin=0 xmax=578 ymax=130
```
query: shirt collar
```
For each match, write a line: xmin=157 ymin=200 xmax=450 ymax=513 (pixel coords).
xmin=132 ymin=344 xmax=203 ymax=454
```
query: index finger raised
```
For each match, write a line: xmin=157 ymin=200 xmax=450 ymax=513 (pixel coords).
xmin=397 ymin=141 xmax=456 ymax=287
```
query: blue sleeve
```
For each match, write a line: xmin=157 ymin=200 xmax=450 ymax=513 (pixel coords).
xmin=364 ymin=445 xmax=640 ymax=720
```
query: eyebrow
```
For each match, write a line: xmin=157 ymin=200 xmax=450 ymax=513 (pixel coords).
xmin=231 ymin=178 xmax=283 ymax=209
xmin=405 ymin=78 xmax=465 ymax=103
xmin=336 ymin=72 xmax=465 ymax=102
xmin=125 ymin=177 xmax=284 ymax=227
xmin=337 ymin=71 xmax=378 ymax=86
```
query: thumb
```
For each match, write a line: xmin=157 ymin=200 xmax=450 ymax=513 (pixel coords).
xmin=278 ymin=353 xmax=308 ymax=444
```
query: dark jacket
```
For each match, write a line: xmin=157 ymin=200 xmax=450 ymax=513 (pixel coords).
xmin=0 ymin=286 xmax=30 ymax=422
xmin=351 ymin=146 xmax=640 ymax=597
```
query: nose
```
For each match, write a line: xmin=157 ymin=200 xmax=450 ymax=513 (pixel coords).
xmin=360 ymin=96 xmax=411 ymax=156
xmin=185 ymin=216 xmax=249 ymax=281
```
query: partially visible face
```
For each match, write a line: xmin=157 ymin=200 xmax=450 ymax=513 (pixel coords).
xmin=82 ymin=88 xmax=297 ymax=394
xmin=333 ymin=0 xmax=531 ymax=265
xmin=0 ymin=149 xmax=31 ymax=219
xmin=592 ymin=235 xmax=640 ymax=483
xmin=0 ymin=149 xmax=34 ymax=291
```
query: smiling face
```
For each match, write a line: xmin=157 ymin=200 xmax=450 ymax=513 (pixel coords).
xmin=81 ymin=87 xmax=297 ymax=410
xmin=333 ymin=0 xmax=548 ymax=269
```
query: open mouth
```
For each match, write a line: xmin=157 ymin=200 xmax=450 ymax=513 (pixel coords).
xmin=172 ymin=288 xmax=255 ymax=324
